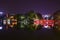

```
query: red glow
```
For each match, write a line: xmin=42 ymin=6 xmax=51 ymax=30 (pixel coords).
xmin=34 ymin=19 xmax=40 ymax=25
xmin=34 ymin=20 xmax=54 ymax=27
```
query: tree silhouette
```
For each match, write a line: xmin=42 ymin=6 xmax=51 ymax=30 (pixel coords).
xmin=53 ymin=10 xmax=60 ymax=32
xmin=26 ymin=10 xmax=43 ymax=31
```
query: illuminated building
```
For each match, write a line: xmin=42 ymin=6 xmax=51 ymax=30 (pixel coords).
xmin=3 ymin=14 xmax=17 ymax=30
xmin=0 ymin=11 xmax=58 ymax=31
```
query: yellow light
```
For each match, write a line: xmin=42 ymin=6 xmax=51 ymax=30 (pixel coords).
xmin=7 ymin=19 xmax=10 ymax=24
xmin=12 ymin=19 xmax=15 ymax=21
xmin=12 ymin=23 xmax=15 ymax=25
xmin=10 ymin=16 xmax=14 ymax=19
xmin=14 ymin=22 xmax=17 ymax=24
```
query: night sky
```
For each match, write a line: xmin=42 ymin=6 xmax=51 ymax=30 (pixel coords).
xmin=0 ymin=0 xmax=60 ymax=14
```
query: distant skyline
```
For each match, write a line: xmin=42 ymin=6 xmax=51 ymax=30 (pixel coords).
xmin=0 ymin=0 xmax=60 ymax=14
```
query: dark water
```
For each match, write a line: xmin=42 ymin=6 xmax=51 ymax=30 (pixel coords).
xmin=0 ymin=28 xmax=60 ymax=40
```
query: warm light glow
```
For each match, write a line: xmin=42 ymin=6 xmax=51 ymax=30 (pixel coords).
xmin=14 ymin=22 xmax=17 ymax=24
xmin=12 ymin=22 xmax=15 ymax=25
xmin=7 ymin=19 xmax=10 ymax=24
xmin=11 ymin=19 xmax=15 ymax=21
xmin=34 ymin=19 xmax=54 ymax=28
xmin=10 ymin=16 xmax=14 ymax=18
xmin=34 ymin=19 xmax=40 ymax=25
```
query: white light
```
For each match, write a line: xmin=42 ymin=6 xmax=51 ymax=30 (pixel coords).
xmin=3 ymin=20 xmax=6 ymax=24
xmin=45 ymin=15 xmax=49 ymax=17
xmin=42 ymin=14 xmax=50 ymax=18
xmin=44 ymin=25 xmax=49 ymax=28
xmin=0 ymin=26 xmax=3 ymax=30
xmin=0 ymin=12 xmax=3 ymax=15
xmin=7 ymin=19 xmax=10 ymax=24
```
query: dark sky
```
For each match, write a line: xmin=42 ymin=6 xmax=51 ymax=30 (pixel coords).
xmin=0 ymin=0 xmax=60 ymax=14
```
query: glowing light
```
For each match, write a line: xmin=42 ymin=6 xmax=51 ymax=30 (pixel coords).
xmin=45 ymin=15 xmax=49 ymax=17
xmin=42 ymin=14 xmax=50 ymax=17
xmin=10 ymin=16 xmax=14 ymax=18
xmin=21 ymin=25 xmax=24 ymax=28
xmin=14 ymin=22 xmax=17 ymax=25
xmin=34 ymin=19 xmax=40 ymax=25
xmin=10 ymin=25 xmax=13 ymax=27
xmin=14 ymin=19 xmax=17 ymax=21
xmin=0 ymin=12 xmax=3 ymax=15
xmin=21 ymin=16 xmax=25 ymax=19
xmin=44 ymin=25 xmax=49 ymax=28
xmin=3 ymin=20 xmax=6 ymax=24
xmin=0 ymin=26 xmax=3 ymax=30
xmin=12 ymin=19 xmax=15 ymax=21
xmin=7 ymin=19 xmax=10 ymax=24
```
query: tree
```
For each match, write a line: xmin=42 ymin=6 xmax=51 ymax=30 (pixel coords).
xmin=15 ymin=14 xmax=26 ymax=30
xmin=25 ymin=10 xmax=43 ymax=31
xmin=53 ymin=10 xmax=60 ymax=32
